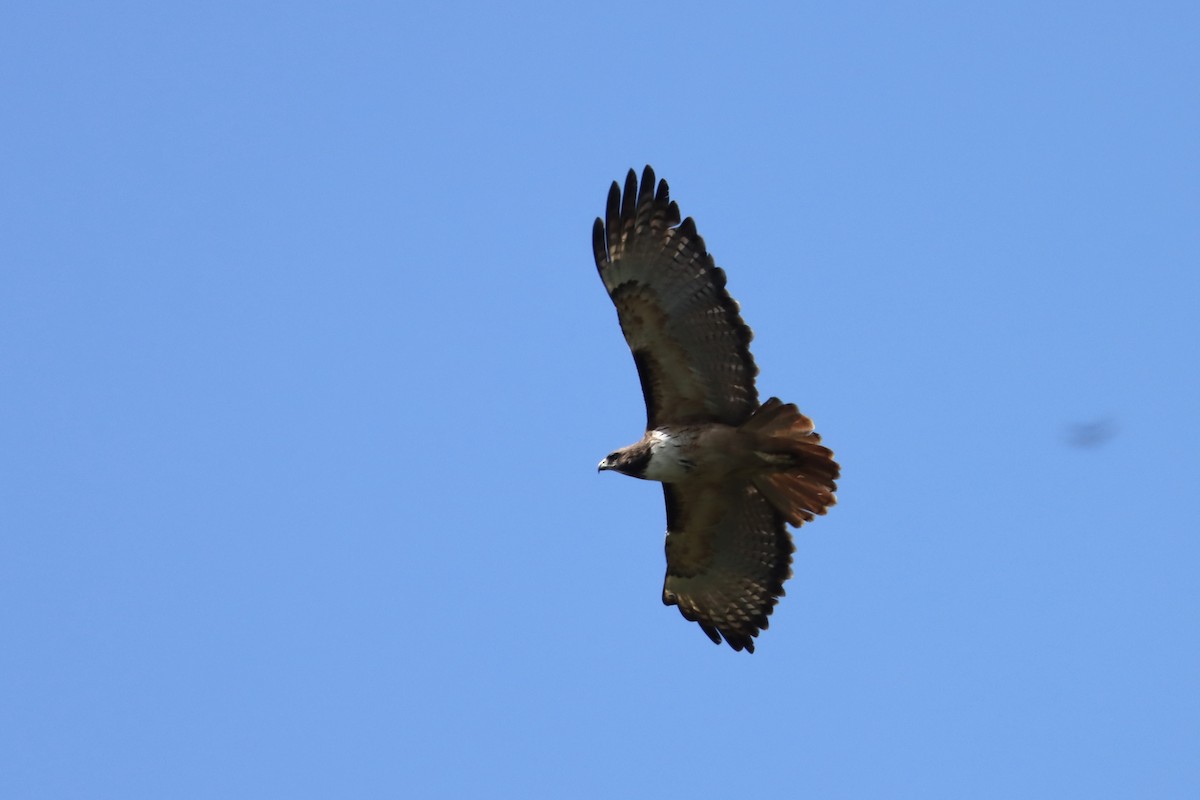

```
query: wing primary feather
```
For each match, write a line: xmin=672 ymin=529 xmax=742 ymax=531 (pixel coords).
xmin=592 ymin=217 xmax=607 ymax=266
xmin=698 ymin=622 xmax=723 ymax=646
xmin=677 ymin=215 xmax=699 ymax=241
xmin=637 ymin=165 xmax=656 ymax=212
xmin=620 ymin=169 xmax=638 ymax=226
xmin=655 ymin=174 xmax=671 ymax=205
xmin=605 ymin=180 xmax=621 ymax=258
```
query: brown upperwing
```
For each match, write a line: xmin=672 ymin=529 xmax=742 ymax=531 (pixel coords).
xmin=592 ymin=166 xmax=759 ymax=429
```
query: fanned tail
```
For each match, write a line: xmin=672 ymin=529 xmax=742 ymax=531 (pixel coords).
xmin=741 ymin=397 xmax=840 ymax=527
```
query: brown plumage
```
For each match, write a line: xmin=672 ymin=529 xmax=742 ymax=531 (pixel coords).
xmin=594 ymin=166 xmax=839 ymax=652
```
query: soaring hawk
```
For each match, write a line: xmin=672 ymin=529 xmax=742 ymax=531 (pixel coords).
xmin=593 ymin=166 xmax=839 ymax=652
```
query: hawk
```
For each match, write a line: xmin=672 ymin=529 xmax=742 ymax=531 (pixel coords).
xmin=593 ymin=166 xmax=839 ymax=652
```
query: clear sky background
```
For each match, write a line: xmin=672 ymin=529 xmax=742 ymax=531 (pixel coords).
xmin=3 ymin=2 xmax=1198 ymax=798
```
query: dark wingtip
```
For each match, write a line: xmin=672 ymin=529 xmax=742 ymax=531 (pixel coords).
xmin=694 ymin=620 xmax=757 ymax=652
xmin=720 ymin=632 xmax=755 ymax=653
xmin=699 ymin=622 xmax=722 ymax=646
xmin=592 ymin=217 xmax=607 ymax=268
xmin=640 ymin=164 xmax=656 ymax=197
xmin=620 ymin=169 xmax=638 ymax=221
xmin=606 ymin=180 xmax=621 ymax=229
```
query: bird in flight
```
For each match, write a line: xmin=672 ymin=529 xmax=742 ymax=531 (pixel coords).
xmin=1065 ymin=418 xmax=1117 ymax=448
xmin=593 ymin=166 xmax=840 ymax=652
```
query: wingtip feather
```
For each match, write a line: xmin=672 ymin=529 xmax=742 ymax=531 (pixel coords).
xmin=592 ymin=217 xmax=607 ymax=268
xmin=621 ymin=169 xmax=638 ymax=221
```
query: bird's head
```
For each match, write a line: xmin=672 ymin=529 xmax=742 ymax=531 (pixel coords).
xmin=597 ymin=441 xmax=651 ymax=478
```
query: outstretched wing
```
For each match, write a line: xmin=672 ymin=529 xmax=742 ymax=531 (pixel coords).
xmin=593 ymin=166 xmax=758 ymax=429
xmin=661 ymin=481 xmax=793 ymax=653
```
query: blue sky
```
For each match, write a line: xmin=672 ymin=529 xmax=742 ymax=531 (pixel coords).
xmin=3 ymin=2 xmax=1198 ymax=797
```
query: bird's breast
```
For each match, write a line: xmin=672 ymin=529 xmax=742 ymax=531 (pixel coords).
xmin=642 ymin=428 xmax=702 ymax=483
